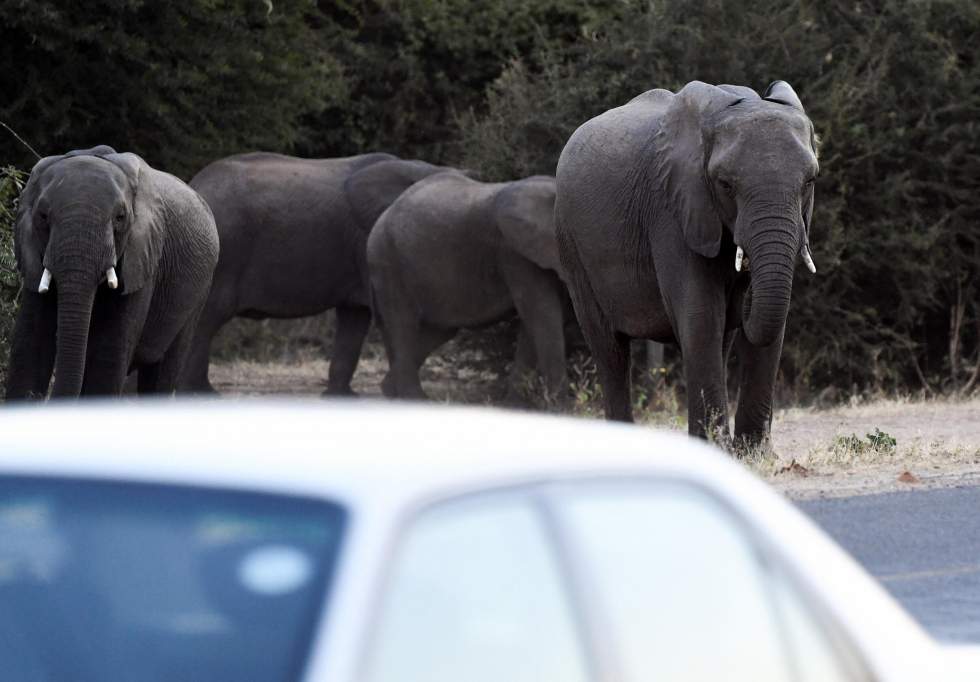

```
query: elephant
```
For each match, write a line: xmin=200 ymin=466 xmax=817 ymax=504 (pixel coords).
xmin=5 ymin=146 xmax=220 ymax=399
xmin=555 ymin=81 xmax=819 ymax=447
xmin=178 ymin=152 xmax=453 ymax=395
xmin=367 ymin=172 xmax=567 ymax=403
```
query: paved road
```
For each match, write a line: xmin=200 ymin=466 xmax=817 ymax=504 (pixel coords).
xmin=799 ymin=486 xmax=980 ymax=643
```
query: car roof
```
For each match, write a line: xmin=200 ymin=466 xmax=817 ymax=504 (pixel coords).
xmin=0 ymin=400 xmax=734 ymax=504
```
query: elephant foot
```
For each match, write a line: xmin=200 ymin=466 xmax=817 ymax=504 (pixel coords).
xmin=180 ymin=382 xmax=220 ymax=396
xmin=380 ymin=371 xmax=429 ymax=401
xmin=381 ymin=373 xmax=397 ymax=399
xmin=503 ymin=383 xmax=533 ymax=408
xmin=322 ymin=385 xmax=359 ymax=398
xmin=733 ymin=432 xmax=774 ymax=460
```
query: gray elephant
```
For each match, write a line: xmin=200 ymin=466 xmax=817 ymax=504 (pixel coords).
xmin=556 ymin=81 xmax=818 ymax=447
xmin=5 ymin=146 xmax=219 ymax=399
xmin=368 ymin=172 xmax=567 ymax=402
xmin=179 ymin=152 xmax=452 ymax=394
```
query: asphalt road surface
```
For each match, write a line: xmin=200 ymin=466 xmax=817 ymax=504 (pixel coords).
xmin=799 ymin=486 xmax=980 ymax=643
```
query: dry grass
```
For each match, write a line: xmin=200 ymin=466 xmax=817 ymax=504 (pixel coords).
xmin=210 ymin=356 xmax=980 ymax=497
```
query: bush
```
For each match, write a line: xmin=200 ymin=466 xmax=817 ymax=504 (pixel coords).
xmin=0 ymin=166 xmax=25 ymax=390
xmin=0 ymin=0 xmax=343 ymax=178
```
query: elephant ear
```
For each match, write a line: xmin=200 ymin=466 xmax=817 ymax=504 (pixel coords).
xmin=652 ymin=81 xmax=742 ymax=258
xmin=496 ymin=176 xmax=562 ymax=275
xmin=104 ymin=152 xmax=164 ymax=294
xmin=14 ymin=154 xmax=66 ymax=291
xmin=345 ymin=160 xmax=452 ymax=233
xmin=764 ymin=80 xmax=805 ymax=112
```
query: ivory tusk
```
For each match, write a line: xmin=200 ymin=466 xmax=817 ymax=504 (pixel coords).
xmin=735 ymin=246 xmax=744 ymax=272
xmin=106 ymin=267 xmax=118 ymax=289
xmin=38 ymin=268 xmax=52 ymax=294
xmin=802 ymin=247 xmax=817 ymax=274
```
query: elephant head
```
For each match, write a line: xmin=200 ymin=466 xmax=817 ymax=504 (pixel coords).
xmin=15 ymin=146 xmax=163 ymax=397
xmin=649 ymin=80 xmax=819 ymax=346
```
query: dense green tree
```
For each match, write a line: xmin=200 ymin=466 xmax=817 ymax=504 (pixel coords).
xmin=301 ymin=0 xmax=609 ymax=160
xmin=0 ymin=0 xmax=343 ymax=177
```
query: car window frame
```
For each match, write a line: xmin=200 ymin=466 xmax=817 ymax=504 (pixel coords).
xmin=354 ymin=484 xmax=605 ymax=682
xmin=539 ymin=475 xmax=877 ymax=682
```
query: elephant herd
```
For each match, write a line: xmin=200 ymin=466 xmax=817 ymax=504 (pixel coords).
xmin=5 ymin=80 xmax=819 ymax=449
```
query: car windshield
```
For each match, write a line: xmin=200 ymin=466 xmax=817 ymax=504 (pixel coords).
xmin=0 ymin=475 xmax=345 ymax=682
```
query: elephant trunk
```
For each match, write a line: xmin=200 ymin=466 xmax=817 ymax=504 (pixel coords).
xmin=741 ymin=216 xmax=800 ymax=347
xmin=50 ymin=274 xmax=97 ymax=398
xmin=47 ymin=222 xmax=110 ymax=398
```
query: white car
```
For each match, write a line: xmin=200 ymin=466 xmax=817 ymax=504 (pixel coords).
xmin=0 ymin=401 xmax=976 ymax=681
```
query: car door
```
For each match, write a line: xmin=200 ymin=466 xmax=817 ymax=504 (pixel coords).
xmin=360 ymin=491 xmax=596 ymax=682
xmin=549 ymin=479 xmax=872 ymax=682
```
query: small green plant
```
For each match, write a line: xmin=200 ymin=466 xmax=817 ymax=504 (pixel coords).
xmin=866 ymin=427 xmax=898 ymax=453
xmin=832 ymin=428 xmax=898 ymax=458
xmin=568 ymin=353 xmax=602 ymax=415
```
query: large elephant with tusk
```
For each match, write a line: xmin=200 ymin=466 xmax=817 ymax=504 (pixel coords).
xmin=556 ymin=81 xmax=819 ymax=448
xmin=5 ymin=146 xmax=219 ymax=400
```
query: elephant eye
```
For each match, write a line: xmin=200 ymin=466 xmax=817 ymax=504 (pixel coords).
xmin=719 ymin=180 xmax=735 ymax=197
xmin=114 ymin=211 xmax=126 ymax=224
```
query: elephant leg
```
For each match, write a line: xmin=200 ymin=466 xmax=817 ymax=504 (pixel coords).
xmin=376 ymin=302 xmax=427 ymax=400
xmin=733 ymin=324 xmax=785 ymax=452
xmin=505 ymin=324 xmax=536 ymax=404
xmin=559 ymin=233 xmax=633 ymax=420
xmin=5 ymin=290 xmax=56 ymax=400
xmin=503 ymin=261 xmax=568 ymax=407
xmin=139 ymin=316 xmax=204 ymax=396
xmin=596 ymin=331 xmax=633 ymax=421
xmin=324 ymin=305 xmax=371 ymax=396
xmin=178 ymin=289 xmax=236 ymax=395
xmin=383 ymin=323 xmax=454 ymax=399
xmin=679 ymin=317 xmax=730 ymax=446
xmin=82 ymin=291 xmax=144 ymax=396
xmin=564 ymin=286 xmax=632 ymax=420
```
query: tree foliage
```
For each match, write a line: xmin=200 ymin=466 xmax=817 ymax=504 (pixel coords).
xmin=300 ymin=0 xmax=608 ymax=160
xmin=0 ymin=166 xmax=26 ymax=390
xmin=0 ymin=0 xmax=342 ymax=177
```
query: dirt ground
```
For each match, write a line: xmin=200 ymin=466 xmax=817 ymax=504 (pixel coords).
xmin=210 ymin=356 xmax=980 ymax=500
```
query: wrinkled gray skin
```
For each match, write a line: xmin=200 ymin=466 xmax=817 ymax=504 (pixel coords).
xmin=6 ymin=146 xmax=220 ymax=399
xmin=368 ymin=172 xmax=567 ymax=402
xmin=179 ymin=153 xmax=452 ymax=394
xmin=556 ymin=81 xmax=818 ymax=447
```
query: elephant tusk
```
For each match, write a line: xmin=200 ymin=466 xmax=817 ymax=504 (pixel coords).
xmin=106 ymin=267 xmax=118 ymax=289
xmin=38 ymin=268 xmax=52 ymax=294
xmin=802 ymin=246 xmax=817 ymax=274
xmin=735 ymin=246 xmax=744 ymax=272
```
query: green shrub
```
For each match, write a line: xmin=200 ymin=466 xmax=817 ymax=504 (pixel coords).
xmin=0 ymin=166 xmax=25 ymax=389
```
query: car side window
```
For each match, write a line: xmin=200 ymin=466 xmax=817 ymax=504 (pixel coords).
xmin=558 ymin=484 xmax=857 ymax=682
xmin=364 ymin=495 xmax=590 ymax=682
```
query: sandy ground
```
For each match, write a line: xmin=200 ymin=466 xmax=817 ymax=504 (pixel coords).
xmin=210 ymin=357 xmax=980 ymax=500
